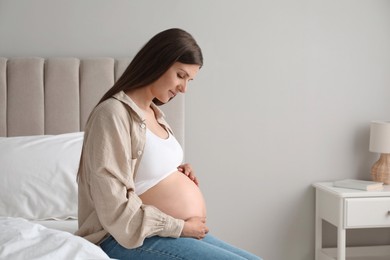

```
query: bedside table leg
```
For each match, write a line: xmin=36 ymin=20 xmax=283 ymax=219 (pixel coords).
xmin=315 ymin=217 xmax=322 ymax=260
xmin=315 ymin=190 xmax=322 ymax=260
xmin=337 ymin=227 xmax=346 ymax=260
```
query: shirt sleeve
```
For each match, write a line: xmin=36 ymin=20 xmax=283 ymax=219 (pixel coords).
xmin=83 ymin=103 xmax=184 ymax=249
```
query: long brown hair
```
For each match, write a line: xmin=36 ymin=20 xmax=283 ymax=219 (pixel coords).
xmin=98 ymin=28 xmax=203 ymax=106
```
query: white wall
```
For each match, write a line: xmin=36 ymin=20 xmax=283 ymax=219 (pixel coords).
xmin=1 ymin=0 xmax=390 ymax=259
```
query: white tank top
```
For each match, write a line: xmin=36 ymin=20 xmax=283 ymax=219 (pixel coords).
xmin=134 ymin=128 xmax=183 ymax=195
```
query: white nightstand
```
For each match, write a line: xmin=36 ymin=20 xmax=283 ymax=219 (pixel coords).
xmin=313 ymin=182 xmax=390 ymax=260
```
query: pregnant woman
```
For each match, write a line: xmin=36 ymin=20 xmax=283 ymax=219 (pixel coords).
xmin=76 ymin=28 xmax=261 ymax=260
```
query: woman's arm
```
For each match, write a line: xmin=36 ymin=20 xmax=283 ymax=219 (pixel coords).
xmin=84 ymin=102 xmax=184 ymax=248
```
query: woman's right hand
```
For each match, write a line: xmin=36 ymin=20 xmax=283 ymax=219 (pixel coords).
xmin=181 ymin=216 xmax=209 ymax=239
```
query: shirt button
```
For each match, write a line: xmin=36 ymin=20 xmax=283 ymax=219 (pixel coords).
xmin=137 ymin=150 xmax=142 ymax=155
xmin=140 ymin=123 xmax=146 ymax=129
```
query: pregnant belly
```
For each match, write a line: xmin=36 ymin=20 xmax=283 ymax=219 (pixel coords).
xmin=139 ymin=171 xmax=206 ymax=220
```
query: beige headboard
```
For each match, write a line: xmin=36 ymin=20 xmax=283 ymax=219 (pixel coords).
xmin=0 ymin=57 xmax=184 ymax=144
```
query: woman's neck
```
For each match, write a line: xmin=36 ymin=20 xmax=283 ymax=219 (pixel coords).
xmin=125 ymin=88 xmax=153 ymax=111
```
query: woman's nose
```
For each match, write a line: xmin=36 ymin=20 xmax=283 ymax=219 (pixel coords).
xmin=179 ymin=82 xmax=187 ymax=93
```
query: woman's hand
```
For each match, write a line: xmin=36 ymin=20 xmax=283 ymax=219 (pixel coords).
xmin=177 ymin=163 xmax=199 ymax=186
xmin=181 ymin=216 xmax=209 ymax=240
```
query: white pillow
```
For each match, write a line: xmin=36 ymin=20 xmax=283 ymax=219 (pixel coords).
xmin=0 ymin=132 xmax=83 ymax=220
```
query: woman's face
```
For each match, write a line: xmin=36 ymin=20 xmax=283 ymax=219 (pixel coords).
xmin=150 ymin=62 xmax=200 ymax=103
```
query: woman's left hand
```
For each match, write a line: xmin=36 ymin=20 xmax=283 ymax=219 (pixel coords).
xmin=178 ymin=163 xmax=199 ymax=186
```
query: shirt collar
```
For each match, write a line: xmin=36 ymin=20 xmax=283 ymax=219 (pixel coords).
xmin=112 ymin=91 xmax=166 ymax=120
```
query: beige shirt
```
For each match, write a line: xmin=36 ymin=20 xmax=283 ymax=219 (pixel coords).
xmin=75 ymin=91 xmax=184 ymax=249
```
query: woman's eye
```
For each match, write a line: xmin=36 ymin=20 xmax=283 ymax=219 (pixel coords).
xmin=177 ymin=73 xmax=184 ymax=79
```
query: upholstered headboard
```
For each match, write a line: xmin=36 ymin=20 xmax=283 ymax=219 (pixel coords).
xmin=0 ymin=57 xmax=184 ymax=144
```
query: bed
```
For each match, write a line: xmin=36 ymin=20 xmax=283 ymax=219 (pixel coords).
xmin=0 ymin=57 xmax=185 ymax=259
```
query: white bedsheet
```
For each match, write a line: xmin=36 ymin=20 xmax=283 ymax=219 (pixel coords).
xmin=32 ymin=219 xmax=78 ymax=233
xmin=0 ymin=217 xmax=110 ymax=260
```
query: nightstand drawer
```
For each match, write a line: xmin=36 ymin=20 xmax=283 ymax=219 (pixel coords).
xmin=345 ymin=198 xmax=390 ymax=228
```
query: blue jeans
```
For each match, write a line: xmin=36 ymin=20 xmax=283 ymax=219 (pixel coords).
xmin=100 ymin=234 xmax=262 ymax=260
